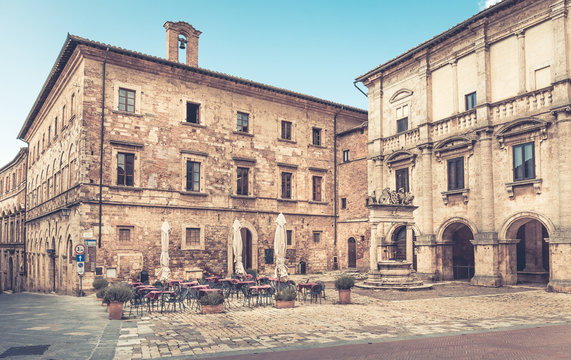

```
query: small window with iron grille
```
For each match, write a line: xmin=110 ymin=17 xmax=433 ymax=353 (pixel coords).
xmin=118 ymin=227 xmax=132 ymax=242
xmin=185 ymin=228 xmax=200 ymax=248
xmin=313 ymin=231 xmax=321 ymax=243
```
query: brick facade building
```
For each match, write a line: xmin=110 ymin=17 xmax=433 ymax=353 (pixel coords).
xmin=0 ymin=148 xmax=27 ymax=293
xmin=357 ymin=0 xmax=571 ymax=292
xmin=16 ymin=22 xmax=367 ymax=293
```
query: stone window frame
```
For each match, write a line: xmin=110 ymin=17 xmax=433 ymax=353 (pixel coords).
xmin=180 ymin=150 xmax=208 ymax=196
xmin=280 ymin=120 xmax=294 ymax=141
xmin=496 ymin=117 xmax=549 ymax=199
xmin=181 ymin=96 xmax=205 ymax=127
xmin=235 ymin=110 xmax=253 ymax=136
xmin=389 ymin=89 xmax=413 ymax=135
xmin=286 ymin=228 xmax=295 ymax=248
xmin=232 ymin=156 xmax=256 ymax=198
xmin=277 ymin=162 xmax=298 ymax=201
xmin=110 ymin=141 xmax=143 ymax=189
xmin=343 ymin=150 xmax=350 ymax=163
xmin=465 ymin=92 xmax=477 ymax=111
xmin=308 ymin=167 xmax=327 ymax=204
xmin=312 ymin=231 xmax=322 ymax=243
xmin=181 ymin=224 xmax=205 ymax=250
xmin=434 ymin=136 xmax=475 ymax=205
xmin=311 ymin=127 xmax=322 ymax=146
xmin=116 ymin=225 xmax=134 ymax=244
xmin=112 ymin=82 xmax=142 ymax=115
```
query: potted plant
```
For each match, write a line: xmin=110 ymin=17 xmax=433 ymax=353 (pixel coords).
xmin=199 ymin=292 xmax=224 ymax=314
xmin=96 ymin=288 xmax=108 ymax=305
xmin=103 ymin=285 xmax=133 ymax=320
xmin=334 ymin=275 xmax=355 ymax=304
xmin=275 ymin=285 xmax=297 ymax=308
xmin=93 ymin=277 xmax=109 ymax=300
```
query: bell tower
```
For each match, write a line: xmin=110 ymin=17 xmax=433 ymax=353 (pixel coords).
xmin=164 ymin=21 xmax=202 ymax=67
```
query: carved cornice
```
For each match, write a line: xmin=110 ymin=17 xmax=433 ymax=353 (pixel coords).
xmin=385 ymin=150 xmax=416 ymax=170
xmin=495 ymin=117 xmax=550 ymax=149
xmin=433 ymin=135 xmax=476 ymax=162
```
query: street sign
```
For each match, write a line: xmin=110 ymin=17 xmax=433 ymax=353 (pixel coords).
xmin=75 ymin=244 xmax=85 ymax=255
xmin=76 ymin=254 xmax=85 ymax=262
xmin=77 ymin=261 xmax=85 ymax=275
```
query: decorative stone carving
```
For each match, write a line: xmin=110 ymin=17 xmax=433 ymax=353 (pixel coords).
xmin=374 ymin=188 xmax=414 ymax=205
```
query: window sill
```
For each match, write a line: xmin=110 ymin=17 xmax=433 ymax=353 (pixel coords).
xmin=308 ymin=200 xmax=328 ymax=205
xmin=233 ymin=131 xmax=254 ymax=137
xmin=308 ymin=144 xmax=326 ymax=149
xmin=181 ymin=247 xmax=205 ymax=251
xmin=230 ymin=194 xmax=256 ymax=200
xmin=179 ymin=191 xmax=208 ymax=197
xmin=108 ymin=185 xmax=143 ymax=192
xmin=112 ymin=110 xmax=143 ymax=117
xmin=181 ymin=121 xmax=206 ymax=128
xmin=505 ymin=178 xmax=542 ymax=199
xmin=278 ymin=138 xmax=297 ymax=144
xmin=278 ymin=198 xmax=298 ymax=203
xmin=441 ymin=188 xmax=469 ymax=205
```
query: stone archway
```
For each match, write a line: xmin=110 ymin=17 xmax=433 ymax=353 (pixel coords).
xmin=506 ymin=218 xmax=549 ymax=283
xmin=392 ymin=226 xmax=417 ymax=270
xmin=227 ymin=219 xmax=259 ymax=275
xmin=441 ymin=222 xmax=475 ymax=280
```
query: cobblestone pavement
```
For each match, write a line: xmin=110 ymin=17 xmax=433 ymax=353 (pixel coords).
xmin=0 ymin=292 xmax=119 ymax=360
xmin=113 ymin=282 xmax=571 ymax=359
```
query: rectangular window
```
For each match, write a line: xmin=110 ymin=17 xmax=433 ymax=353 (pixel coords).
xmin=313 ymin=231 xmax=321 ymax=243
xmin=118 ymin=88 xmax=135 ymax=112
xmin=447 ymin=157 xmax=464 ymax=190
xmin=397 ymin=117 xmax=408 ymax=133
xmin=465 ymin=92 xmax=477 ymax=111
xmin=395 ymin=168 xmax=409 ymax=193
xmin=186 ymin=102 xmax=200 ymax=124
xmin=236 ymin=167 xmax=249 ymax=195
xmin=312 ymin=176 xmax=322 ymax=201
xmin=343 ymin=150 xmax=350 ymax=162
xmin=286 ymin=229 xmax=293 ymax=246
xmin=513 ymin=142 xmax=535 ymax=181
xmin=281 ymin=120 xmax=292 ymax=140
xmin=312 ymin=128 xmax=321 ymax=146
xmin=281 ymin=172 xmax=292 ymax=199
xmin=186 ymin=161 xmax=200 ymax=191
xmin=237 ymin=112 xmax=249 ymax=132
xmin=71 ymin=93 xmax=75 ymax=116
xmin=117 ymin=152 xmax=135 ymax=186
xmin=185 ymin=228 xmax=200 ymax=247
xmin=62 ymin=105 xmax=66 ymax=123
xmin=118 ymin=228 xmax=131 ymax=242
xmin=54 ymin=117 xmax=58 ymax=138
xmin=341 ymin=197 xmax=347 ymax=209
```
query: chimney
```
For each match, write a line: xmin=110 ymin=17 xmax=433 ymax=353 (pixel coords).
xmin=164 ymin=21 xmax=202 ymax=67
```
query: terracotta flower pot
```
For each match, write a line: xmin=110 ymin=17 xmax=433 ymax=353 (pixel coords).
xmin=108 ymin=301 xmax=124 ymax=320
xmin=201 ymin=304 xmax=223 ymax=314
xmin=275 ymin=300 xmax=295 ymax=309
xmin=338 ymin=289 xmax=351 ymax=304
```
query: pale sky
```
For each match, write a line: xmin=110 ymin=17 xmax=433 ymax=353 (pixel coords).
xmin=0 ymin=0 xmax=489 ymax=166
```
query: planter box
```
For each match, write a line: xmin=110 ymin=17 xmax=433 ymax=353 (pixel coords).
xmin=338 ymin=289 xmax=351 ymax=304
xmin=275 ymin=300 xmax=295 ymax=309
xmin=108 ymin=301 xmax=124 ymax=320
xmin=201 ymin=304 xmax=223 ymax=314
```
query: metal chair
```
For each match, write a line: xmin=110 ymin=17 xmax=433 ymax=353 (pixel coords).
xmin=309 ymin=283 xmax=324 ymax=304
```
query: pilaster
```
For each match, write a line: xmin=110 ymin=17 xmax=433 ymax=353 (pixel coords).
xmin=471 ymin=232 xmax=502 ymax=287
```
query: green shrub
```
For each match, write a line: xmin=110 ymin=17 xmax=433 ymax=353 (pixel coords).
xmin=334 ymin=275 xmax=355 ymax=290
xmin=92 ymin=277 xmax=109 ymax=290
xmin=96 ymin=288 xmax=108 ymax=299
xmin=275 ymin=285 xmax=297 ymax=301
xmin=199 ymin=292 xmax=224 ymax=306
xmin=103 ymin=285 xmax=133 ymax=304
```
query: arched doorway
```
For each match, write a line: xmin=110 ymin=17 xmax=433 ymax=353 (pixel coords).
xmin=240 ymin=228 xmax=253 ymax=270
xmin=348 ymin=238 xmax=356 ymax=268
xmin=8 ymin=257 xmax=13 ymax=291
xmin=392 ymin=226 xmax=417 ymax=270
xmin=508 ymin=218 xmax=549 ymax=283
xmin=442 ymin=222 xmax=474 ymax=280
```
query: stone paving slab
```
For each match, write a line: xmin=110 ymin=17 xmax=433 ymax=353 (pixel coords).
xmin=113 ymin=283 xmax=571 ymax=359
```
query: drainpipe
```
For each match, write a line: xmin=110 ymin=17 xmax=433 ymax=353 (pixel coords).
xmin=23 ymin=147 xmax=29 ymax=288
xmin=99 ymin=48 xmax=109 ymax=248
xmin=333 ymin=106 xmax=344 ymax=269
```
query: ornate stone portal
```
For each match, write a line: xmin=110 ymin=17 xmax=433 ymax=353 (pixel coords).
xmin=361 ymin=189 xmax=431 ymax=290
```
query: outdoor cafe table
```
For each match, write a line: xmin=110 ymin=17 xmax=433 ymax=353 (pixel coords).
xmin=204 ymin=276 xmax=220 ymax=282
xmin=129 ymin=282 xmax=143 ymax=287
xmin=297 ymin=282 xmax=317 ymax=300
xmin=136 ymin=286 xmax=157 ymax=294
xmin=218 ymin=278 xmax=238 ymax=284
xmin=144 ymin=290 xmax=176 ymax=313
xmin=198 ymin=288 xmax=223 ymax=299
xmin=189 ymin=285 xmax=210 ymax=290
xmin=181 ymin=281 xmax=199 ymax=287
xmin=168 ymin=279 xmax=184 ymax=285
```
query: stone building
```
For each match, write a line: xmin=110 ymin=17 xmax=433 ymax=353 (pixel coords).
xmin=0 ymin=148 xmax=27 ymax=293
xmin=357 ymin=0 xmax=571 ymax=292
xmin=17 ymin=21 xmax=367 ymax=293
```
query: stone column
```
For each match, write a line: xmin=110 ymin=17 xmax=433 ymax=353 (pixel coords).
xmin=472 ymin=129 xmax=502 ymax=286
xmin=406 ymin=225 xmax=413 ymax=264
xmin=516 ymin=30 xmax=526 ymax=94
xmin=369 ymin=222 xmax=379 ymax=272
xmin=451 ymin=59 xmax=459 ymax=113
xmin=498 ymin=239 xmax=519 ymax=285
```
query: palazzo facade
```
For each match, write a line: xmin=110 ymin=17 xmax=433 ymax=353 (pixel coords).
xmin=357 ymin=0 xmax=571 ymax=292
xmin=16 ymin=22 xmax=368 ymax=293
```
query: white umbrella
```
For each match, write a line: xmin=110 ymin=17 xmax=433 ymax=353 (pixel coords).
xmin=159 ymin=220 xmax=171 ymax=282
xmin=274 ymin=213 xmax=288 ymax=279
xmin=232 ymin=219 xmax=246 ymax=275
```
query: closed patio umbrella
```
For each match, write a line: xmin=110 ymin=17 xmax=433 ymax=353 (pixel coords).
xmin=159 ymin=220 xmax=171 ymax=282
xmin=232 ymin=219 xmax=246 ymax=275
xmin=274 ymin=213 xmax=288 ymax=280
